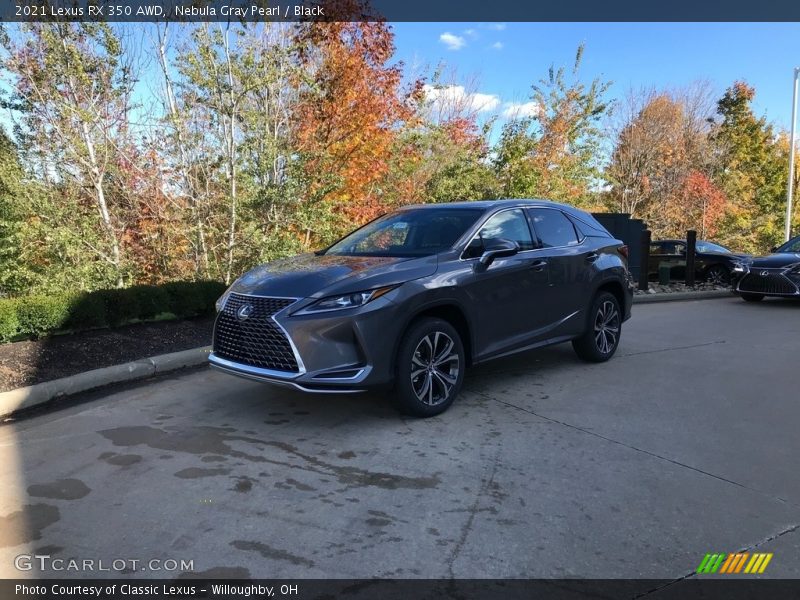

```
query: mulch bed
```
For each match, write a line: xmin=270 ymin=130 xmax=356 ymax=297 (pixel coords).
xmin=0 ymin=316 xmax=215 ymax=392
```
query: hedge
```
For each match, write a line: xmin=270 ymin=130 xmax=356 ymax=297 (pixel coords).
xmin=0 ymin=280 xmax=226 ymax=343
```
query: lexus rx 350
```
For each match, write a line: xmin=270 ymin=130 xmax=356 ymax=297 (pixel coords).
xmin=210 ymin=200 xmax=634 ymax=417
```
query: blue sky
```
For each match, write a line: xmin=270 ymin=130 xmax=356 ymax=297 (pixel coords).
xmin=391 ymin=22 xmax=800 ymax=130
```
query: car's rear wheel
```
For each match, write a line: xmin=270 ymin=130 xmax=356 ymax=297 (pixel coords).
xmin=740 ymin=293 xmax=764 ymax=302
xmin=572 ymin=292 xmax=622 ymax=363
xmin=705 ymin=264 xmax=730 ymax=285
xmin=394 ymin=318 xmax=465 ymax=417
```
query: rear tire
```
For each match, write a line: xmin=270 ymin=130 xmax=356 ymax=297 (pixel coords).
xmin=393 ymin=318 xmax=465 ymax=418
xmin=740 ymin=293 xmax=764 ymax=302
xmin=572 ymin=292 xmax=622 ymax=363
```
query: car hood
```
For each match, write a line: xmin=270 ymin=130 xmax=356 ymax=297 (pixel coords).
xmin=748 ymin=253 xmax=800 ymax=268
xmin=703 ymin=251 xmax=749 ymax=259
xmin=229 ymin=253 xmax=438 ymax=299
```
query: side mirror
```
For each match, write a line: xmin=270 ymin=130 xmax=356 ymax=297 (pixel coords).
xmin=478 ymin=239 xmax=519 ymax=267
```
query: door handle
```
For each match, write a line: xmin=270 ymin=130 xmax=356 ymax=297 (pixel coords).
xmin=529 ymin=259 xmax=548 ymax=271
xmin=585 ymin=253 xmax=599 ymax=263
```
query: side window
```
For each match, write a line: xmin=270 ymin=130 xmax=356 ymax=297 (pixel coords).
xmin=673 ymin=243 xmax=686 ymax=255
xmin=529 ymin=209 xmax=580 ymax=248
xmin=464 ymin=209 xmax=534 ymax=258
xmin=650 ymin=243 xmax=664 ymax=255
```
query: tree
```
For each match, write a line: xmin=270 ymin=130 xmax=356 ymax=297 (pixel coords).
xmin=605 ymin=84 xmax=725 ymax=239
xmin=0 ymin=128 xmax=26 ymax=295
xmin=385 ymin=69 xmax=497 ymax=205
xmin=1 ymin=23 xmax=134 ymax=287
xmin=710 ymin=81 xmax=788 ymax=251
xmin=494 ymin=44 xmax=611 ymax=205
xmin=663 ymin=171 xmax=727 ymax=238
xmin=293 ymin=2 xmax=414 ymax=231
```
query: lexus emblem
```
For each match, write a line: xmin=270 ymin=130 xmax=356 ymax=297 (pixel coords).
xmin=760 ymin=270 xmax=769 ymax=277
xmin=237 ymin=304 xmax=254 ymax=321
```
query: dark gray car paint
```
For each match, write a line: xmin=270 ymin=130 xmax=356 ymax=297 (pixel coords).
xmin=210 ymin=199 xmax=635 ymax=391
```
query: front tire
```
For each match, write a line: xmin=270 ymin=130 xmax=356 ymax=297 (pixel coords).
xmin=572 ymin=292 xmax=622 ymax=363
xmin=740 ymin=293 xmax=764 ymax=302
xmin=705 ymin=264 xmax=730 ymax=285
xmin=393 ymin=318 xmax=465 ymax=418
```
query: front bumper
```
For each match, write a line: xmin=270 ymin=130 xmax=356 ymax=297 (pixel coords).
xmin=734 ymin=269 xmax=800 ymax=297
xmin=209 ymin=292 xmax=406 ymax=393
xmin=208 ymin=353 xmax=369 ymax=393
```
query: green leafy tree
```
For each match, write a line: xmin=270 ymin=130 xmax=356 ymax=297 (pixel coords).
xmin=0 ymin=128 xmax=26 ymax=295
xmin=710 ymin=82 xmax=788 ymax=252
xmin=494 ymin=44 xmax=611 ymax=205
xmin=1 ymin=23 xmax=134 ymax=288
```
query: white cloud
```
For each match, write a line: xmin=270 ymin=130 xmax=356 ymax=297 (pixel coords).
xmin=439 ymin=32 xmax=466 ymax=50
xmin=487 ymin=23 xmax=507 ymax=31
xmin=491 ymin=41 xmax=504 ymax=50
xmin=463 ymin=28 xmax=478 ymax=38
xmin=501 ymin=101 xmax=540 ymax=119
xmin=423 ymin=84 xmax=501 ymax=113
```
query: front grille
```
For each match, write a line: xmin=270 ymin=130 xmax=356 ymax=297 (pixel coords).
xmin=213 ymin=293 xmax=300 ymax=373
xmin=738 ymin=272 xmax=798 ymax=295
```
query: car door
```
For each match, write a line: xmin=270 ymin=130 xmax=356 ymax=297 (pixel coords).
xmin=461 ymin=208 xmax=551 ymax=358
xmin=527 ymin=208 xmax=586 ymax=336
xmin=650 ymin=241 xmax=685 ymax=281
xmin=670 ymin=242 xmax=687 ymax=279
xmin=649 ymin=242 xmax=666 ymax=279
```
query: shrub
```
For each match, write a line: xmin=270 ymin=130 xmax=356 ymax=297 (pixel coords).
xmin=96 ymin=288 xmax=141 ymax=327
xmin=15 ymin=294 xmax=71 ymax=338
xmin=193 ymin=280 xmax=227 ymax=315
xmin=0 ymin=298 xmax=19 ymax=342
xmin=163 ymin=281 xmax=205 ymax=317
xmin=67 ymin=292 xmax=108 ymax=330
xmin=0 ymin=280 xmax=224 ymax=344
xmin=129 ymin=285 xmax=171 ymax=319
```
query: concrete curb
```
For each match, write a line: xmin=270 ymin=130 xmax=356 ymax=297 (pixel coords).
xmin=0 ymin=290 xmax=735 ymax=417
xmin=633 ymin=289 xmax=735 ymax=304
xmin=0 ymin=346 xmax=210 ymax=418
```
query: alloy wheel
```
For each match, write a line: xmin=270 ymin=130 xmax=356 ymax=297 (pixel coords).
xmin=594 ymin=300 xmax=620 ymax=355
xmin=410 ymin=331 xmax=460 ymax=406
xmin=706 ymin=266 xmax=729 ymax=285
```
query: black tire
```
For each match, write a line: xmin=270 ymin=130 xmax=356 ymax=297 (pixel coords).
xmin=393 ymin=318 xmax=465 ymax=418
xmin=705 ymin=264 xmax=730 ymax=285
xmin=740 ymin=293 xmax=764 ymax=302
xmin=572 ymin=292 xmax=622 ymax=363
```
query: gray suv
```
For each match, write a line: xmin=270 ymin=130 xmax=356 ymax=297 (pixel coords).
xmin=210 ymin=200 xmax=634 ymax=417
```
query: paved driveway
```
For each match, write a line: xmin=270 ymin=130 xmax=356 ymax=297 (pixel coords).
xmin=1 ymin=296 xmax=798 ymax=580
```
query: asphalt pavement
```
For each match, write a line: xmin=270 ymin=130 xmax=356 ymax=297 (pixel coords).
xmin=1 ymin=296 xmax=798 ymax=581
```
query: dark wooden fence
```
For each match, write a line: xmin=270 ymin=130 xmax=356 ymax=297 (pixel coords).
xmin=591 ymin=213 xmax=648 ymax=282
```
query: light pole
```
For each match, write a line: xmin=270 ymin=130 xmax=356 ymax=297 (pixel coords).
xmin=786 ymin=67 xmax=800 ymax=242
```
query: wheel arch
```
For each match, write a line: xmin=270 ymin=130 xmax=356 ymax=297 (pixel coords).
xmin=593 ymin=279 xmax=626 ymax=314
xmin=393 ymin=301 xmax=475 ymax=368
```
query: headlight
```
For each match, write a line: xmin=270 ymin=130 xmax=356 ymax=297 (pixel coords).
xmin=294 ymin=285 xmax=398 ymax=315
xmin=215 ymin=278 xmax=241 ymax=312
xmin=786 ymin=263 xmax=800 ymax=276
xmin=732 ymin=260 xmax=750 ymax=273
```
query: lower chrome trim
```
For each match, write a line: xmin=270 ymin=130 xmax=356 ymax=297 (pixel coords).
xmin=208 ymin=353 xmax=367 ymax=394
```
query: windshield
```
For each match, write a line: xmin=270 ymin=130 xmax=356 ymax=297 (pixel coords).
xmin=696 ymin=241 xmax=731 ymax=253
xmin=775 ymin=236 xmax=800 ymax=253
xmin=325 ymin=208 xmax=483 ymax=257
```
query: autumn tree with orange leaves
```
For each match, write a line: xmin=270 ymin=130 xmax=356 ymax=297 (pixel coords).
xmin=293 ymin=1 xmax=416 ymax=237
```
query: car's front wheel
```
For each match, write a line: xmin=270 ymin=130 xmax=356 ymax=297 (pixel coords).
xmin=394 ymin=318 xmax=465 ymax=417
xmin=572 ymin=292 xmax=622 ymax=362
xmin=705 ymin=264 xmax=730 ymax=285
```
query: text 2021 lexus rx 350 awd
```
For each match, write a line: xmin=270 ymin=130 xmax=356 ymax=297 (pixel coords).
xmin=210 ymin=200 xmax=635 ymax=417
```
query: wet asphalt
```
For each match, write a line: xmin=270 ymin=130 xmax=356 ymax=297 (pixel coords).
xmin=1 ymin=296 xmax=799 ymax=580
